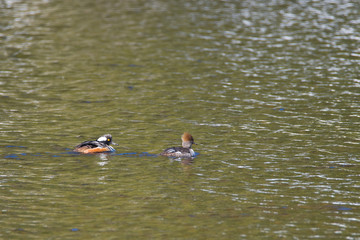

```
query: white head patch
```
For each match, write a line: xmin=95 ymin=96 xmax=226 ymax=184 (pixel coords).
xmin=97 ymin=136 xmax=107 ymax=142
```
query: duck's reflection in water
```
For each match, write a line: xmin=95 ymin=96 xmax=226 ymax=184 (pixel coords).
xmin=97 ymin=153 xmax=110 ymax=166
xmin=168 ymin=157 xmax=195 ymax=171
xmin=180 ymin=157 xmax=195 ymax=166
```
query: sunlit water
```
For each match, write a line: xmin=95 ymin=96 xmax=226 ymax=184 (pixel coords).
xmin=1 ymin=0 xmax=359 ymax=239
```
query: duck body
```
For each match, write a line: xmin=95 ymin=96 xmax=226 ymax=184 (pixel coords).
xmin=161 ymin=146 xmax=195 ymax=158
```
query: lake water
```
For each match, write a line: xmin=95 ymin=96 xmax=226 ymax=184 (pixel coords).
xmin=1 ymin=0 xmax=359 ymax=239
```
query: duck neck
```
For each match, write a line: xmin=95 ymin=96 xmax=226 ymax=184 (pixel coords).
xmin=182 ymin=141 xmax=192 ymax=149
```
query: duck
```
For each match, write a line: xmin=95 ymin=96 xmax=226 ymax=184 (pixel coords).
xmin=73 ymin=134 xmax=117 ymax=154
xmin=160 ymin=132 xmax=196 ymax=157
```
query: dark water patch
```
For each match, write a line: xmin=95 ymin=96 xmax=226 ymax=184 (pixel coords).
xmin=4 ymin=154 xmax=20 ymax=159
xmin=5 ymin=145 xmax=27 ymax=148
xmin=14 ymin=228 xmax=26 ymax=232
xmin=334 ymin=206 xmax=352 ymax=211
xmin=128 ymin=64 xmax=143 ymax=67
xmin=112 ymin=152 xmax=157 ymax=157
xmin=3 ymin=151 xmax=97 ymax=160
xmin=137 ymin=152 xmax=158 ymax=157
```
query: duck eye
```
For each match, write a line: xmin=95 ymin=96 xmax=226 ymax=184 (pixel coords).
xmin=107 ymin=139 xmax=110 ymax=141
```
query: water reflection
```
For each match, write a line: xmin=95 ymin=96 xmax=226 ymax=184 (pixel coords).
xmin=97 ymin=153 xmax=110 ymax=166
xmin=167 ymin=156 xmax=195 ymax=165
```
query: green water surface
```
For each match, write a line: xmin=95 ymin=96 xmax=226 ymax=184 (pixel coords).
xmin=1 ymin=0 xmax=359 ymax=239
